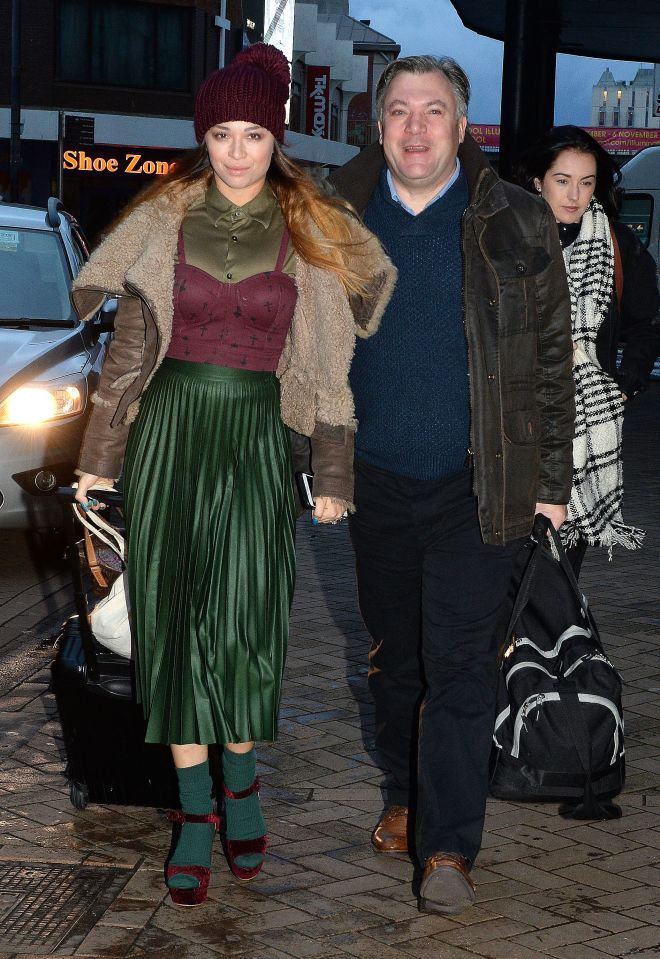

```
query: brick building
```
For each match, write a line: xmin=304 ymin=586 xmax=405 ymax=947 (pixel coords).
xmin=0 ymin=0 xmax=230 ymax=237
xmin=0 ymin=0 xmax=399 ymax=238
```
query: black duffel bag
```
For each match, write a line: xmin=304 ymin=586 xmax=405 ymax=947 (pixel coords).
xmin=489 ymin=514 xmax=625 ymax=820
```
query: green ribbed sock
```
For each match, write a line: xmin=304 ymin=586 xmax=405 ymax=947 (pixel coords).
xmin=223 ymin=747 xmax=266 ymax=869
xmin=168 ymin=760 xmax=215 ymax=891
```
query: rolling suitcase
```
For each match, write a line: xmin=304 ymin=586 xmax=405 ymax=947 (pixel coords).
xmin=51 ymin=486 xmax=179 ymax=810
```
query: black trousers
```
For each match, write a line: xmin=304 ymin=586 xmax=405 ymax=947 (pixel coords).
xmin=349 ymin=459 xmax=524 ymax=866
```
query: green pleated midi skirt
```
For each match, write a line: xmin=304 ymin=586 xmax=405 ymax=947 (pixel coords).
xmin=123 ymin=358 xmax=296 ymax=745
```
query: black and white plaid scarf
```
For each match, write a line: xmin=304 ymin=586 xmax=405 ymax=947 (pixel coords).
xmin=560 ymin=198 xmax=644 ymax=553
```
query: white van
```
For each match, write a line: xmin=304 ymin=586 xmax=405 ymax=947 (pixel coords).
xmin=619 ymin=146 xmax=660 ymax=274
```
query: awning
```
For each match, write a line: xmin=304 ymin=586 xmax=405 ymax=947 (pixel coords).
xmin=450 ymin=0 xmax=660 ymax=63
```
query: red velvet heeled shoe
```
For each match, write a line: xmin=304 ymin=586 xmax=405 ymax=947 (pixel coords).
xmin=222 ymin=778 xmax=268 ymax=882
xmin=165 ymin=810 xmax=221 ymax=906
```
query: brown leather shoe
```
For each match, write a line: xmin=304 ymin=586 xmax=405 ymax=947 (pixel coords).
xmin=371 ymin=805 xmax=409 ymax=853
xmin=419 ymin=852 xmax=476 ymax=915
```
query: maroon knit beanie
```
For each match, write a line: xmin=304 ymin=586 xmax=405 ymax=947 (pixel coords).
xmin=194 ymin=43 xmax=290 ymax=143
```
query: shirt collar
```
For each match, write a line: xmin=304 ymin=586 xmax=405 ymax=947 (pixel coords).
xmin=204 ymin=179 xmax=279 ymax=229
xmin=386 ymin=159 xmax=461 ymax=216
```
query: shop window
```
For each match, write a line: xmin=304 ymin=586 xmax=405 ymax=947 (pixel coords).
xmin=56 ymin=0 xmax=192 ymax=92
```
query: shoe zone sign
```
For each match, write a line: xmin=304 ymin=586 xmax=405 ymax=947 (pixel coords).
xmin=306 ymin=66 xmax=331 ymax=138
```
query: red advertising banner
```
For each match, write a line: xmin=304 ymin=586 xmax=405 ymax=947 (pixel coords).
xmin=468 ymin=124 xmax=660 ymax=155
xmin=468 ymin=124 xmax=501 ymax=151
xmin=305 ymin=66 xmax=331 ymax=139
xmin=583 ymin=127 xmax=660 ymax=154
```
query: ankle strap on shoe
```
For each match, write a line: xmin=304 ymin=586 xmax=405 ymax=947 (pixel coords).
xmin=166 ymin=810 xmax=221 ymax=830
xmin=222 ymin=776 xmax=261 ymax=800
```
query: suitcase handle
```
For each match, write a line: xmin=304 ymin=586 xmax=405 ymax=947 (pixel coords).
xmin=57 ymin=485 xmax=124 ymax=507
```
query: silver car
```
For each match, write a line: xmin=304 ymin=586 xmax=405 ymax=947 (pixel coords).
xmin=0 ymin=198 xmax=114 ymax=529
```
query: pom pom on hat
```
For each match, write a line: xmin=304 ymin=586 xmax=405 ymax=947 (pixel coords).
xmin=232 ymin=43 xmax=290 ymax=89
xmin=194 ymin=43 xmax=290 ymax=143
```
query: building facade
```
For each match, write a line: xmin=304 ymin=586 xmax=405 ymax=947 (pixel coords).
xmin=1 ymin=0 xmax=397 ymax=239
xmin=591 ymin=67 xmax=660 ymax=130
xmin=0 ymin=0 xmax=222 ymax=237
xmin=290 ymin=0 xmax=399 ymax=154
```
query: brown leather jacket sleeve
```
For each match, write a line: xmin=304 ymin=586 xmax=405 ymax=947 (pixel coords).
xmin=76 ymin=294 xmax=146 ymax=478
xmin=310 ymin=421 xmax=354 ymax=510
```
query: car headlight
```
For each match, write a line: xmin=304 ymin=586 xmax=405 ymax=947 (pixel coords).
xmin=0 ymin=378 xmax=86 ymax=426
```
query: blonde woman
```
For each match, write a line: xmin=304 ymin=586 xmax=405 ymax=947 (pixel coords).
xmin=73 ymin=44 xmax=395 ymax=905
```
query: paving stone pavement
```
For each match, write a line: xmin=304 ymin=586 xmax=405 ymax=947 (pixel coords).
xmin=0 ymin=387 xmax=658 ymax=958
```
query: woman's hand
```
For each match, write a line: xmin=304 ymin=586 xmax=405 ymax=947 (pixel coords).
xmin=75 ymin=473 xmax=115 ymax=511
xmin=313 ymin=496 xmax=347 ymax=525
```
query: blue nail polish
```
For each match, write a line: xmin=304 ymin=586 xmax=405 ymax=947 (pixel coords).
xmin=312 ymin=515 xmax=319 ymax=525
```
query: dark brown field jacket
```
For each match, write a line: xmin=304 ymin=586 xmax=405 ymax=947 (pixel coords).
xmin=329 ymin=135 xmax=575 ymax=544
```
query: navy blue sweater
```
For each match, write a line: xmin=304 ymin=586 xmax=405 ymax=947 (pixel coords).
xmin=350 ymin=167 xmax=470 ymax=480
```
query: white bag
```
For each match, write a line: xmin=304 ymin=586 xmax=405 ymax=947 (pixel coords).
xmin=73 ymin=494 xmax=132 ymax=660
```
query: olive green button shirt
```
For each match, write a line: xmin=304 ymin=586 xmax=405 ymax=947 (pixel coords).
xmin=180 ymin=179 xmax=296 ymax=283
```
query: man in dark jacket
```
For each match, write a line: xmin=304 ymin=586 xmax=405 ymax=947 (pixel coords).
xmin=329 ymin=55 xmax=575 ymax=915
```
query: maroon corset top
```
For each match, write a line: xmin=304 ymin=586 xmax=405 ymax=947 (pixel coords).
xmin=167 ymin=227 xmax=298 ymax=371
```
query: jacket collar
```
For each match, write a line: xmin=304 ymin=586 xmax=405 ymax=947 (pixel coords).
xmin=329 ymin=131 xmax=508 ymax=219
xmin=72 ymin=177 xmax=208 ymax=325
xmin=72 ymin=173 xmax=396 ymax=343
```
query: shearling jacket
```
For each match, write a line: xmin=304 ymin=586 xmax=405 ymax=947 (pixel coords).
xmin=329 ymin=135 xmax=575 ymax=544
xmin=71 ymin=176 xmax=397 ymax=506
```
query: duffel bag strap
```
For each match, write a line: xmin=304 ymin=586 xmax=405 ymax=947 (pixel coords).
xmin=503 ymin=520 xmax=547 ymax=640
xmin=530 ymin=515 xmax=604 ymax=651
xmin=557 ymin=684 xmax=622 ymax=821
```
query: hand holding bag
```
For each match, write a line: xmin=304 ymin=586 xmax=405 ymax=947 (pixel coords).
xmin=73 ymin=496 xmax=132 ymax=660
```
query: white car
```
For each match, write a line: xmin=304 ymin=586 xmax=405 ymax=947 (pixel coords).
xmin=0 ymin=198 xmax=114 ymax=529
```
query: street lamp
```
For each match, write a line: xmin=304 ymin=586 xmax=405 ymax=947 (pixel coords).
xmin=9 ymin=0 xmax=22 ymax=202
xmin=215 ymin=0 xmax=231 ymax=69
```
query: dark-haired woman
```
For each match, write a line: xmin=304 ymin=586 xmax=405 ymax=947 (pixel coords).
xmin=518 ymin=125 xmax=659 ymax=574
xmin=72 ymin=44 xmax=396 ymax=904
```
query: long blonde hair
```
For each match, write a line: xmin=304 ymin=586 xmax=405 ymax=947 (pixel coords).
xmin=108 ymin=141 xmax=374 ymax=298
